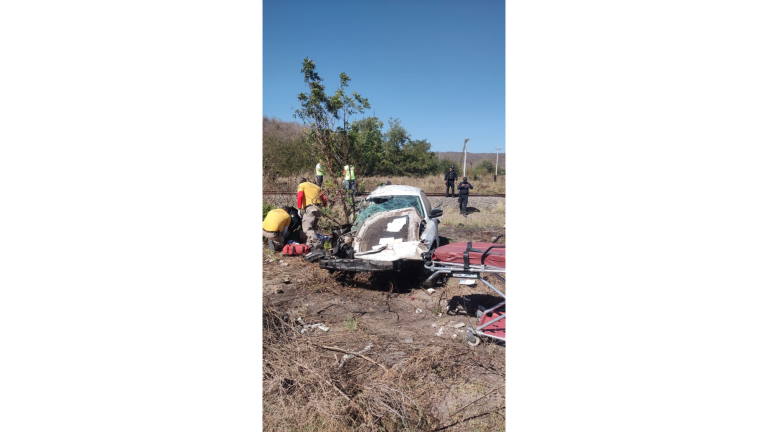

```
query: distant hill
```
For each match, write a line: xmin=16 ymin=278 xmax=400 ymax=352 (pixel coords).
xmin=437 ymin=151 xmax=506 ymax=168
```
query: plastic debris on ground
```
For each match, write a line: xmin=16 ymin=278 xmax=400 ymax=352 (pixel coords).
xmin=427 ymin=288 xmax=436 ymax=294
xmin=415 ymin=308 xmax=422 ymax=313
xmin=339 ymin=343 xmax=373 ymax=368
xmin=298 ymin=321 xmax=331 ymax=334
xmin=435 ymin=326 xmax=445 ymax=337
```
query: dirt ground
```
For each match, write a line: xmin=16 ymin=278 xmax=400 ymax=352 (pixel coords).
xmin=263 ymin=225 xmax=506 ymax=431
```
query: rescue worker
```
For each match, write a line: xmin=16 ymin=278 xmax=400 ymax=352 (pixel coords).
xmin=262 ymin=206 xmax=292 ymax=251
xmin=457 ymin=176 xmax=473 ymax=217
xmin=296 ymin=178 xmax=327 ymax=251
xmin=315 ymin=162 xmax=325 ymax=185
xmin=283 ymin=206 xmax=308 ymax=244
xmin=444 ymin=166 xmax=459 ymax=197
xmin=284 ymin=206 xmax=301 ymax=232
xmin=343 ymin=164 xmax=356 ymax=195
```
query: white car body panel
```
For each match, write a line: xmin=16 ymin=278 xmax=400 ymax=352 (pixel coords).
xmin=351 ymin=185 xmax=439 ymax=263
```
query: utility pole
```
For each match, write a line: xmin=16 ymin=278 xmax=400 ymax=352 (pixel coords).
xmin=462 ymin=137 xmax=469 ymax=178
xmin=494 ymin=146 xmax=500 ymax=182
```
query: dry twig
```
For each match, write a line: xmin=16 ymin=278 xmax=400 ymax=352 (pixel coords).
xmin=316 ymin=344 xmax=389 ymax=372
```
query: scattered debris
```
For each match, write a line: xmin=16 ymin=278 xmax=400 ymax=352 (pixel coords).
xmin=435 ymin=326 xmax=445 ymax=337
xmin=274 ymin=288 xmax=283 ymax=294
xmin=312 ymin=324 xmax=330 ymax=332
xmin=452 ymin=333 xmax=457 ymax=339
xmin=459 ymin=279 xmax=476 ymax=285
xmin=453 ymin=322 xmax=466 ymax=329
xmin=415 ymin=308 xmax=422 ymax=314
xmin=431 ymin=323 xmax=437 ymax=328
xmin=410 ymin=296 xmax=414 ymax=300
xmin=438 ymin=313 xmax=443 ymax=317
xmin=282 ymin=278 xmax=291 ymax=284
xmin=426 ymin=288 xmax=436 ymax=294
xmin=280 ymin=263 xmax=289 ymax=267
xmin=299 ymin=322 xmax=330 ymax=334
xmin=339 ymin=343 xmax=373 ymax=368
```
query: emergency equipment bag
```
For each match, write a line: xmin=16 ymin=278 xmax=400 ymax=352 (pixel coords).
xmin=282 ymin=244 xmax=310 ymax=256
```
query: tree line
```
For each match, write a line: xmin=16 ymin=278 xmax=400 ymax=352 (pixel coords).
xmin=263 ymin=115 xmax=456 ymax=178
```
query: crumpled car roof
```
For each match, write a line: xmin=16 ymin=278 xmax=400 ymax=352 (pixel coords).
xmin=356 ymin=208 xmax=421 ymax=252
xmin=353 ymin=208 xmax=428 ymax=261
xmin=367 ymin=184 xmax=423 ymax=198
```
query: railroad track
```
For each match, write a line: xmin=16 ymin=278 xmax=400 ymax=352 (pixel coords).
xmin=262 ymin=191 xmax=506 ymax=198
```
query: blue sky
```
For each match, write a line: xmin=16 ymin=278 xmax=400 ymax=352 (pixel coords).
xmin=263 ymin=0 xmax=505 ymax=154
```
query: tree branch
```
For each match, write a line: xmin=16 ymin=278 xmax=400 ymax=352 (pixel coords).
xmin=316 ymin=344 xmax=389 ymax=372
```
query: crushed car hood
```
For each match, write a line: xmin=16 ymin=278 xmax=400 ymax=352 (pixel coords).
xmin=353 ymin=208 xmax=428 ymax=262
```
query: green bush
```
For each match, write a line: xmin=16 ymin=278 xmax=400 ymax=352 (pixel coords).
xmin=263 ymin=202 xmax=274 ymax=220
xmin=477 ymin=159 xmax=495 ymax=174
xmin=436 ymin=158 xmax=457 ymax=175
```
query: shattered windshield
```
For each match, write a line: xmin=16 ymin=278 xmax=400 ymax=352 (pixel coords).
xmin=352 ymin=195 xmax=423 ymax=231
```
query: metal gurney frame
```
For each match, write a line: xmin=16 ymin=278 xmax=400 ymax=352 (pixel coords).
xmin=423 ymin=241 xmax=505 ymax=345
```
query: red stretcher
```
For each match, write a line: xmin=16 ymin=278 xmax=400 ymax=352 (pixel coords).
xmin=423 ymin=241 xmax=505 ymax=346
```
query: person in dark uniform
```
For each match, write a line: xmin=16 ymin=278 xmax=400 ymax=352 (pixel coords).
xmin=282 ymin=206 xmax=308 ymax=244
xmin=457 ymin=177 xmax=473 ymax=216
xmin=444 ymin=166 xmax=459 ymax=197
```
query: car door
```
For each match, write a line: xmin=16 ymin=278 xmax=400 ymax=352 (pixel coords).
xmin=419 ymin=191 xmax=439 ymax=249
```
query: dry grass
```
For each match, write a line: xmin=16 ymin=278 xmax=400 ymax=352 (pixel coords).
xmin=439 ymin=204 xmax=505 ymax=229
xmin=265 ymin=173 xmax=505 ymax=195
xmin=262 ymin=306 xmax=435 ymax=431
xmin=262 ymin=285 xmax=506 ymax=431
xmin=362 ymin=173 xmax=505 ymax=195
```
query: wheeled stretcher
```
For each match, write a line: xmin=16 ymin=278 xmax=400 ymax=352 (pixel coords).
xmin=423 ymin=241 xmax=505 ymax=345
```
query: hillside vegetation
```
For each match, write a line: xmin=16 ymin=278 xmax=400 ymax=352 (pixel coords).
xmin=438 ymin=151 xmax=505 ymax=170
xmin=263 ymin=116 xmax=506 ymax=180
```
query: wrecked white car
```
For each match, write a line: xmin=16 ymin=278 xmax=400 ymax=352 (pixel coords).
xmin=317 ymin=185 xmax=442 ymax=272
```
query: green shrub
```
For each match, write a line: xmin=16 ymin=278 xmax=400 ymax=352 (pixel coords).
xmin=263 ymin=202 xmax=274 ymax=220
